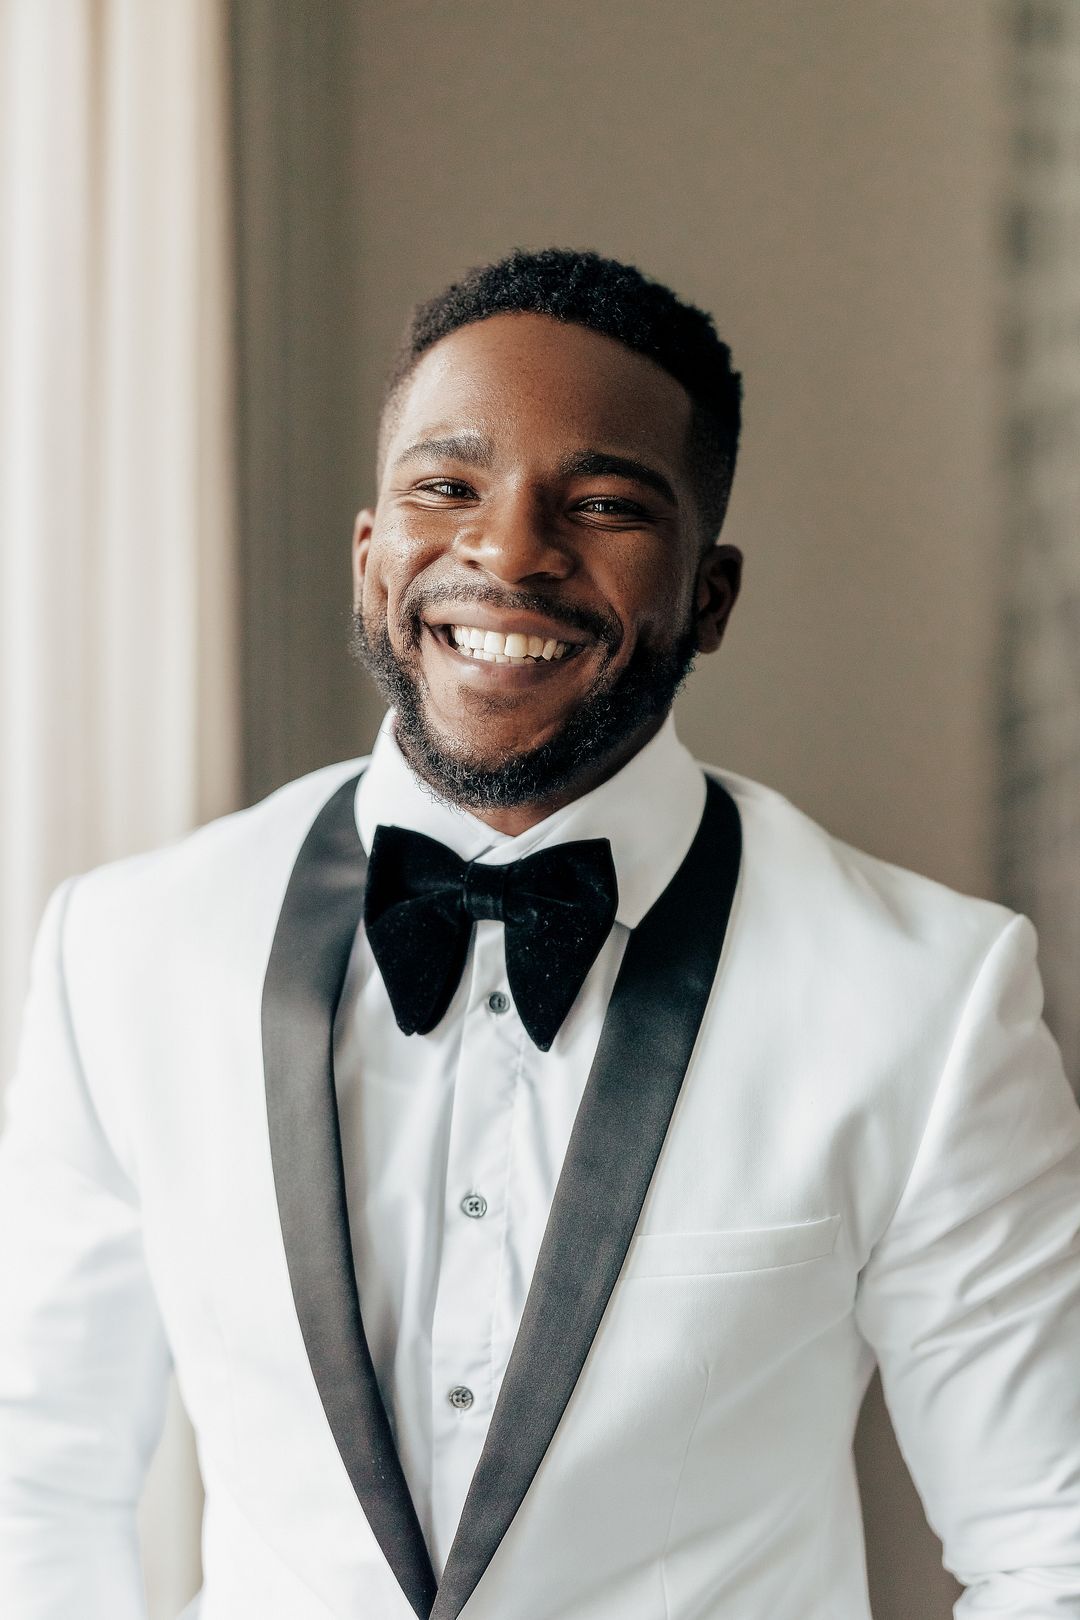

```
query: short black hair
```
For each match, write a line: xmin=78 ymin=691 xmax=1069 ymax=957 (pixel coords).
xmin=380 ymin=247 xmax=742 ymax=544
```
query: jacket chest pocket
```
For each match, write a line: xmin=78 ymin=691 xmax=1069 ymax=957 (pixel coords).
xmin=623 ymin=1214 xmax=841 ymax=1279
xmin=593 ymin=1215 xmax=851 ymax=1403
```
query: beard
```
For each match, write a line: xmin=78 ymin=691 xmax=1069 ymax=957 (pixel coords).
xmin=348 ymin=587 xmax=698 ymax=813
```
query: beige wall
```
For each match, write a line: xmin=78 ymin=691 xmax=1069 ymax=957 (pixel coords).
xmin=344 ymin=0 xmax=1003 ymax=902
xmin=340 ymin=5 xmax=1004 ymax=1615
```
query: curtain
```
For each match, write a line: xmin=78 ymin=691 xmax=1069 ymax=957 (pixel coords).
xmin=0 ymin=0 xmax=238 ymax=1611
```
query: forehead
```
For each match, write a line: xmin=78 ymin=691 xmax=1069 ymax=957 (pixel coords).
xmin=383 ymin=311 xmax=694 ymax=476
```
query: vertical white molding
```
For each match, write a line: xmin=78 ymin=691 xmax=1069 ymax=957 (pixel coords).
xmin=998 ymin=0 xmax=1080 ymax=1087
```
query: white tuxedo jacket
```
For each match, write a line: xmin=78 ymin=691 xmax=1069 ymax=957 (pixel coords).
xmin=1 ymin=756 xmax=1079 ymax=1620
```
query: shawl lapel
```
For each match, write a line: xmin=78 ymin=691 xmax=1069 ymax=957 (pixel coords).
xmin=261 ymin=773 xmax=438 ymax=1619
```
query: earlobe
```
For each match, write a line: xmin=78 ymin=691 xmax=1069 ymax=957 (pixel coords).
xmin=352 ymin=508 xmax=375 ymax=608
xmin=694 ymin=544 xmax=743 ymax=655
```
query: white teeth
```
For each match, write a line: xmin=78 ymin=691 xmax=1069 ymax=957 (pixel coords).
xmin=447 ymin=625 xmax=571 ymax=663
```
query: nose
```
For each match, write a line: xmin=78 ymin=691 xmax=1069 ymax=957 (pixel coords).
xmin=455 ymin=487 xmax=573 ymax=586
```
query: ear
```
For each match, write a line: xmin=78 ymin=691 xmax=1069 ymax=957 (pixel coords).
xmin=352 ymin=508 xmax=375 ymax=610
xmin=693 ymin=543 xmax=742 ymax=655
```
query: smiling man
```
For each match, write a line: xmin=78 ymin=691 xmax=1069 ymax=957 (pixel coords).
xmin=2 ymin=249 xmax=1079 ymax=1620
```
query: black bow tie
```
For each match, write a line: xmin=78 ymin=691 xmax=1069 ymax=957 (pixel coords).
xmin=363 ymin=825 xmax=619 ymax=1051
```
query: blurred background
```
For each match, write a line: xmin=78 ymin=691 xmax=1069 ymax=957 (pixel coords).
xmin=2 ymin=1 xmax=1078 ymax=1616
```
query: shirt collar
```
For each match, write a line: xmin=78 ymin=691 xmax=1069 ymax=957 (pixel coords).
xmin=354 ymin=709 xmax=706 ymax=929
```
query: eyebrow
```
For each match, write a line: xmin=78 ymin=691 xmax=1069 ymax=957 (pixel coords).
xmin=393 ymin=433 xmax=495 ymax=471
xmin=556 ymin=450 xmax=678 ymax=508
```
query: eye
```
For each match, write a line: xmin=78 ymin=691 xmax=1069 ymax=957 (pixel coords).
xmin=416 ymin=478 xmax=476 ymax=499
xmin=576 ymin=496 xmax=648 ymax=518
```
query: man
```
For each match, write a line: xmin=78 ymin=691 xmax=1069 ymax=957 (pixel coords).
xmin=1 ymin=247 xmax=1078 ymax=1620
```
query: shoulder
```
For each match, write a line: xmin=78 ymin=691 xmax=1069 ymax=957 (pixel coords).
xmin=695 ymin=767 xmax=1040 ymax=1162
xmin=61 ymin=757 xmax=370 ymax=964
xmin=702 ymin=762 xmax=1018 ymax=989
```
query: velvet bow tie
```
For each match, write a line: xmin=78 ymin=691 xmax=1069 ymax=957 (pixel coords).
xmin=363 ymin=825 xmax=619 ymax=1052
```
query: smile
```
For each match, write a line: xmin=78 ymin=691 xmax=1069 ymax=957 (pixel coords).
xmin=445 ymin=624 xmax=570 ymax=665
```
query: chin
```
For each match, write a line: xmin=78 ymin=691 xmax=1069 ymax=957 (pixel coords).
xmin=414 ymin=716 xmax=557 ymax=777
xmin=424 ymin=703 xmax=564 ymax=764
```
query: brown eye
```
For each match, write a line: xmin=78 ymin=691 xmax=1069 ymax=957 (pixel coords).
xmin=419 ymin=479 xmax=474 ymax=498
xmin=578 ymin=497 xmax=646 ymax=516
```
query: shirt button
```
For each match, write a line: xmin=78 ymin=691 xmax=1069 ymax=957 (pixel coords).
xmin=448 ymin=1385 xmax=474 ymax=1411
xmin=461 ymin=1192 xmax=488 ymax=1219
xmin=487 ymin=990 xmax=511 ymax=1015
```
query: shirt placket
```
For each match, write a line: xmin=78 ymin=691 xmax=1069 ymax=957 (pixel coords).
xmin=428 ymin=915 xmax=525 ymax=1567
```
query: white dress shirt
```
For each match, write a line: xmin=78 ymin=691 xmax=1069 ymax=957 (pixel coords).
xmin=335 ymin=711 xmax=706 ymax=1571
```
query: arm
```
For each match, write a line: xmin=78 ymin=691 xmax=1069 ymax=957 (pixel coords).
xmin=0 ymin=881 xmax=171 ymax=1619
xmin=855 ymin=913 xmax=1080 ymax=1617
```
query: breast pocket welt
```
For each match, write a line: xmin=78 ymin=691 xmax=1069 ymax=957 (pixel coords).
xmin=624 ymin=1215 xmax=841 ymax=1279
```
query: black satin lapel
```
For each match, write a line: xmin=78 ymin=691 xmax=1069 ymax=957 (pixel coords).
xmin=261 ymin=773 xmax=438 ymax=1619
xmin=432 ymin=778 xmax=742 ymax=1620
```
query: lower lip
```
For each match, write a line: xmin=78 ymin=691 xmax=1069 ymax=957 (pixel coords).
xmin=423 ymin=625 xmax=585 ymax=687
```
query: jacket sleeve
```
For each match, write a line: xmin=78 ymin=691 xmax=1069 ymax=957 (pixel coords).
xmin=854 ymin=913 xmax=1080 ymax=1617
xmin=0 ymin=880 xmax=171 ymax=1619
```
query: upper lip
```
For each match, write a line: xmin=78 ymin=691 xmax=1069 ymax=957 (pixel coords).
xmin=422 ymin=606 xmax=591 ymax=647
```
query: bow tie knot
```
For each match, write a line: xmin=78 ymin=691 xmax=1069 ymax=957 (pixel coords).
xmin=363 ymin=825 xmax=619 ymax=1051
xmin=461 ymin=859 xmax=509 ymax=923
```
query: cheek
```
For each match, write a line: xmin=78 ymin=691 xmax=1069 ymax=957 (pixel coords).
xmin=602 ymin=553 xmax=688 ymax=645
xmin=364 ymin=518 xmax=448 ymax=603
xmin=359 ymin=527 xmax=414 ymax=613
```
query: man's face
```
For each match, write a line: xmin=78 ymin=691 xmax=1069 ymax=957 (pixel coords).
xmin=352 ymin=311 xmax=741 ymax=818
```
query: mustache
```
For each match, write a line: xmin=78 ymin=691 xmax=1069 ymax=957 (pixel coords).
xmin=398 ymin=579 xmax=622 ymax=650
